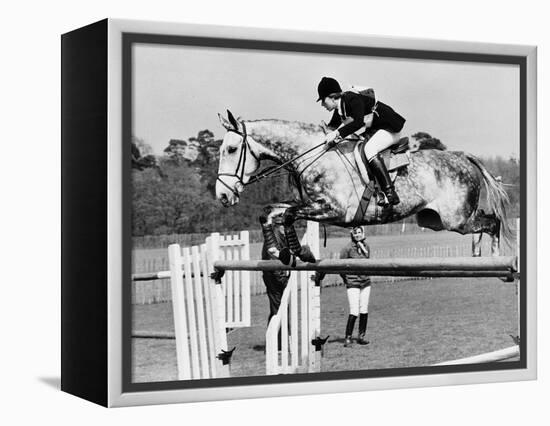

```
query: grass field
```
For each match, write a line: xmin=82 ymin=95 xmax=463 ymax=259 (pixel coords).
xmin=132 ymin=275 xmax=518 ymax=382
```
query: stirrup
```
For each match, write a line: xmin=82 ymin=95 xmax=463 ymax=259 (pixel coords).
xmin=376 ymin=191 xmax=388 ymax=207
xmin=386 ymin=188 xmax=400 ymax=206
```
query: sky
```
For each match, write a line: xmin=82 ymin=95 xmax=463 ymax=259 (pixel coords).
xmin=133 ymin=43 xmax=520 ymax=158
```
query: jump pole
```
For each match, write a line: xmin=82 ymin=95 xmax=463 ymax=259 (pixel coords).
xmin=434 ymin=345 xmax=520 ymax=366
xmin=214 ymin=257 xmax=518 ymax=279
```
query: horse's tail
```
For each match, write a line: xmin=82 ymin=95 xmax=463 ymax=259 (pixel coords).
xmin=465 ymin=153 xmax=512 ymax=244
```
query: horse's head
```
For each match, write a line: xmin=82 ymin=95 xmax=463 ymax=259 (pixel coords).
xmin=216 ymin=110 xmax=262 ymax=207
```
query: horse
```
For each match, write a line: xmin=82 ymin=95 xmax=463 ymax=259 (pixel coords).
xmin=215 ymin=110 xmax=510 ymax=263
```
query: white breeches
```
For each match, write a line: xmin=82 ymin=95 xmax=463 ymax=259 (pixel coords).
xmin=347 ymin=286 xmax=371 ymax=316
xmin=363 ymin=129 xmax=402 ymax=160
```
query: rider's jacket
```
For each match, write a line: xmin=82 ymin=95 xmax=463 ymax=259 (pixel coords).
xmin=328 ymin=91 xmax=406 ymax=138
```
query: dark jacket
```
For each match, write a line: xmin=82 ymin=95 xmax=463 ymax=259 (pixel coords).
xmin=261 ymin=226 xmax=290 ymax=283
xmin=328 ymin=91 xmax=406 ymax=138
xmin=339 ymin=239 xmax=371 ymax=289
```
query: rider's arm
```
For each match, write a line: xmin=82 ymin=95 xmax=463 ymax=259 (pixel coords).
xmin=327 ymin=110 xmax=342 ymax=130
xmin=337 ymin=117 xmax=354 ymax=129
xmin=337 ymin=95 xmax=366 ymax=138
xmin=363 ymin=113 xmax=374 ymax=128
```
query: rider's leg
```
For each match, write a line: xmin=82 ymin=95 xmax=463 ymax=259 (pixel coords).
xmin=363 ymin=130 xmax=401 ymax=206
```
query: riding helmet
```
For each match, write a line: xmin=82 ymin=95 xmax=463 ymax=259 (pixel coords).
xmin=316 ymin=77 xmax=342 ymax=101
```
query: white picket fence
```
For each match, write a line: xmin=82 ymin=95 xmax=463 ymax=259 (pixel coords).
xmin=164 ymin=223 xmax=322 ymax=379
xmin=166 ymin=231 xmax=252 ymax=380
xmin=265 ymin=222 xmax=321 ymax=375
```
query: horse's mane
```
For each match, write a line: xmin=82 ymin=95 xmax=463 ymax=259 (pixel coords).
xmin=411 ymin=132 xmax=447 ymax=151
xmin=243 ymin=119 xmax=447 ymax=152
xmin=244 ymin=119 xmax=323 ymax=143
xmin=245 ymin=118 xmax=321 ymax=134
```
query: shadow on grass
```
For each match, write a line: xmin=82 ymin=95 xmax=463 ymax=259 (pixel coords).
xmin=252 ymin=344 xmax=266 ymax=352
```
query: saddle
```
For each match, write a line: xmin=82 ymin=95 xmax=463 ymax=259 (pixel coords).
xmin=348 ymin=136 xmax=411 ymax=224
xmin=352 ymin=136 xmax=411 ymax=187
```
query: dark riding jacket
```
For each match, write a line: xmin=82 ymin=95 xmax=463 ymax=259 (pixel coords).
xmin=328 ymin=91 xmax=406 ymax=138
xmin=339 ymin=239 xmax=371 ymax=289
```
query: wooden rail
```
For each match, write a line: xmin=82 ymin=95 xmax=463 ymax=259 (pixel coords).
xmin=214 ymin=256 xmax=518 ymax=279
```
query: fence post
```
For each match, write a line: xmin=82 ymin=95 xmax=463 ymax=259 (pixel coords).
xmin=516 ymin=218 xmax=520 ymax=344
xmin=182 ymin=247 xmax=200 ymax=378
xmin=240 ymin=230 xmax=251 ymax=326
xmin=306 ymin=222 xmax=321 ymax=373
xmin=200 ymin=241 xmax=217 ymax=378
xmin=168 ymin=244 xmax=191 ymax=380
xmin=191 ymin=245 xmax=210 ymax=378
xmin=206 ymin=233 xmax=230 ymax=378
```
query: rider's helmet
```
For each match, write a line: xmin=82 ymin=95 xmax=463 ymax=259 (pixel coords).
xmin=317 ymin=77 xmax=342 ymax=102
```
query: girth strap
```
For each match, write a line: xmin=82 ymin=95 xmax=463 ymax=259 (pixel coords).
xmin=352 ymin=182 xmax=375 ymax=225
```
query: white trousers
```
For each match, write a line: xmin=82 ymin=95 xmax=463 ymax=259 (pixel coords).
xmin=363 ymin=129 xmax=402 ymax=160
xmin=347 ymin=286 xmax=371 ymax=316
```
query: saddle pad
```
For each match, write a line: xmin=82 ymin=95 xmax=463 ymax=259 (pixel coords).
xmin=388 ymin=152 xmax=409 ymax=172
xmin=353 ymin=141 xmax=410 ymax=183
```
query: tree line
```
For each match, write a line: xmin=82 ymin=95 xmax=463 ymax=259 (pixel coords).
xmin=131 ymin=131 xmax=520 ymax=237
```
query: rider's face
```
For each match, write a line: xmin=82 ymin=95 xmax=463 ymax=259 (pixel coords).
xmin=321 ymin=97 xmax=337 ymax=111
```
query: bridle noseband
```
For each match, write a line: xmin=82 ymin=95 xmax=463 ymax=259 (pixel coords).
xmin=217 ymin=122 xmax=260 ymax=199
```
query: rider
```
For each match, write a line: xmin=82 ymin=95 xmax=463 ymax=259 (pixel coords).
xmin=316 ymin=76 xmax=405 ymax=206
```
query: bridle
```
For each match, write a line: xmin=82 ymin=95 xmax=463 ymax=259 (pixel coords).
xmin=217 ymin=121 xmax=329 ymax=199
xmin=216 ymin=122 xmax=260 ymax=199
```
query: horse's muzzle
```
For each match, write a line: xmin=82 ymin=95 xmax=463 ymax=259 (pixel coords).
xmin=219 ymin=193 xmax=240 ymax=207
xmin=219 ymin=193 xmax=230 ymax=207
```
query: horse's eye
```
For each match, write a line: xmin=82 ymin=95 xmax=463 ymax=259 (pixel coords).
xmin=228 ymin=147 xmax=238 ymax=154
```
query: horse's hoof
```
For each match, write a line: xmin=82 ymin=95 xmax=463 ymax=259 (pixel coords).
xmin=279 ymin=248 xmax=293 ymax=265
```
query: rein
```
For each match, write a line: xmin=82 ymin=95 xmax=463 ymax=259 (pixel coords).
xmin=217 ymin=122 xmax=327 ymax=197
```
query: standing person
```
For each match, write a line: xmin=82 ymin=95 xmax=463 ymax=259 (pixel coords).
xmin=260 ymin=216 xmax=290 ymax=325
xmin=340 ymin=226 xmax=372 ymax=347
xmin=316 ymin=76 xmax=406 ymax=206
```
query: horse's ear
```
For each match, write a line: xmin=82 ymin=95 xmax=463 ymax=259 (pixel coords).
xmin=218 ymin=113 xmax=233 ymax=130
xmin=227 ymin=110 xmax=239 ymax=130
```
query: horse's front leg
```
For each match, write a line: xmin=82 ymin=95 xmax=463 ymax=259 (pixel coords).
xmin=280 ymin=200 xmax=344 ymax=265
xmin=259 ymin=203 xmax=292 ymax=260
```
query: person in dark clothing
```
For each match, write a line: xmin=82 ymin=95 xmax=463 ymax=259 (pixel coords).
xmin=261 ymin=218 xmax=290 ymax=323
xmin=339 ymin=226 xmax=372 ymax=347
xmin=316 ymin=76 xmax=406 ymax=206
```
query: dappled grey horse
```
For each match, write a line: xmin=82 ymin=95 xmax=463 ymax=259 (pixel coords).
xmin=216 ymin=111 xmax=510 ymax=264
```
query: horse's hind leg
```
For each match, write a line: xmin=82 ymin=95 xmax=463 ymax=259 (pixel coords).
xmin=461 ymin=210 xmax=501 ymax=256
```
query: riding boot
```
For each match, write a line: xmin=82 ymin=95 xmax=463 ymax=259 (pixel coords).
xmin=368 ymin=155 xmax=400 ymax=206
xmin=357 ymin=313 xmax=370 ymax=345
xmin=344 ymin=314 xmax=357 ymax=347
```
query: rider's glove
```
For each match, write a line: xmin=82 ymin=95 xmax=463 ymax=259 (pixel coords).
xmin=324 ymin=130 xmax=340 ymax=148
